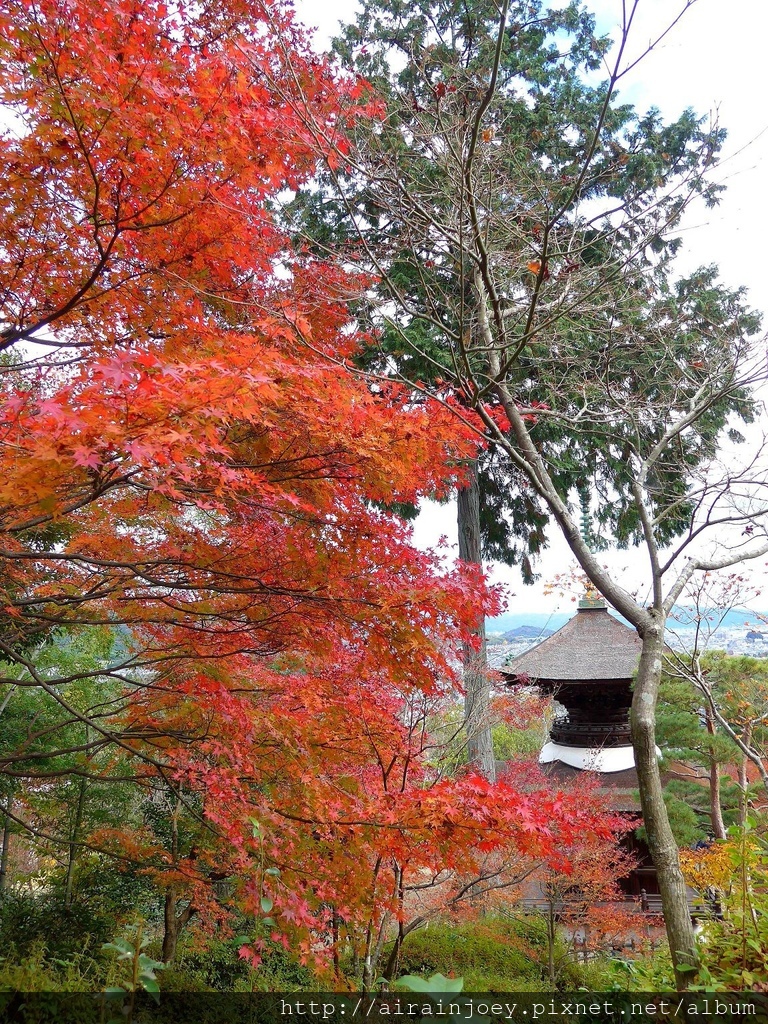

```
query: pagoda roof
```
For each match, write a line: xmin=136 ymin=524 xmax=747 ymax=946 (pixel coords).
xmin=502 ymin=604 xmax=642 ymax=683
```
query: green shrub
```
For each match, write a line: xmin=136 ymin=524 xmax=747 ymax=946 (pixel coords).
xmin=492 ymin=721 xmax=545 ymax=760
xmin=393 ymin=915 xmax=618 ymax=993
xmin=557 ymin=954 xmax=619 ymax=991
xmin=608 ymin=943 xmax=676 ymax=992
xmin=0 ymin=890 xmax=116 ymax=961
xmin=690 ymin=824 xmax=768 ymax=990
xmin=63 ymin=854 xmax=158 ymax=925
xmin=395 ymin=917 xmax=548 ymax=991
xmin=165 ymin=932 xmax=316 ymax=992
xmin=168 ymin=937 xmax=252 ymax=990
xmin=0 ymin=941 xmax=106 ymax=992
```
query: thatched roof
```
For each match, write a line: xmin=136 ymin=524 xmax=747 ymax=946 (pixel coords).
xmin=503 ymin=604 xmax=642 ymax=683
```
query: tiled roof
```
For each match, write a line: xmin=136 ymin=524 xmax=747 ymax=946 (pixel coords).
xmin=502 ymin=606 xmax=642 ymax=683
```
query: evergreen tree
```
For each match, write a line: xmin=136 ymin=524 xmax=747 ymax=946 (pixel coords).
xmin=288 ymin=0 xmax=754 ymax=785
xmin=656 ymin=675 xmax=742 ymax=844
xmin=289 ymin=0 xmax=764 ymax=979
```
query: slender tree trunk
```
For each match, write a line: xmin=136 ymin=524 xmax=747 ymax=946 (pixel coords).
xmin=332 ymin=908 xmax=341 ymax=981
xmin=546 ymin=899 xmax=556 ymax=989
xmin=738 ymin=723 xmax=752 ymax=827
xmin=0 ymin=796 xmax=13 ymax=892
xmin=705 ymin=708 xmax=727 ymax=840
xmin=382 ymin=864 xmax=406 ymax=981
xmin=65 ymin=776 xmax=88 ymax=908
xmin=160 ymin=791 xmax=195 ymax=963
xmin=361 ymin=856 xmax=382 ymax=990
xmin=362 ymin=930 xmax=374 ymax=992
xmin=369 ymin=914 xmax=391 ymax=991
xmin=631 ymin=617 xmax=698 ymax=988
xmin=457 ymin=460 xmax=495 ymax=781
xmin=162 ymin=888 xmax=180 ymax=962
xmin=708 ymin=761 xmax=727 ymax=841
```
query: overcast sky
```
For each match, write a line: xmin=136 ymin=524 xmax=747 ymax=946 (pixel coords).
xmin=294 ymin=0 xmax=768 ymax=614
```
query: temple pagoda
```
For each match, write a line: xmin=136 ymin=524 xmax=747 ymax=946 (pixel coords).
xmin=503 ymin=593 xmax=659 ymax=900
xmin=503 ymin=592 xmax=642 ymax=774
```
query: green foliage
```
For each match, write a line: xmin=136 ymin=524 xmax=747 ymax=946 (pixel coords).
xmin=162 ymin=937 xmax=250 ymax=992
xmin=427 ymin=705 xmax=544 ymax=776
xmin=654 ymin=786 xmax=708 ymax=848
xmin=562 ymin=956 xmax=622 ymax=992
xmin=161 ymin=931 xmax=315 ymax=993
xmin=0 ymin=941 xmax=105 ymax=992
xmin=397 ymin=972 xmax=464 ymax=992
xmin=56 ymin=854 xmax=158 ymax=924
xmin=317 ymin=0 xmax=759 ymax=573
xmin=657 ymin=675 xmax=741 ymax=768
xmin=653 ymin=674 xmax=744 ymax=843
xmin=394 ymin=915 xmax=603 ymax=992
xmin=0 ymin=626 xmax=142 ymax=900
xmin=102 ymin=929 xmax=165 ymax=1003
xmin=396 ymin=918 xmax=541 ymax=989
xmin=0 ymin=889 xmax=118 ymax=960
xmin=491 ymin=719 xmax=545 ymax=759
xmin=690 ymin=824 xmax=768 ymax=991
xmin=699 ymin=652 xmax=768 ymax=757
xmin=608 ymin=943 xmax=677 ymax=992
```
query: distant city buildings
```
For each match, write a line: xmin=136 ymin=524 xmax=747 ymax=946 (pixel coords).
xmin=487 ymin=621 xmax=768 ymax=667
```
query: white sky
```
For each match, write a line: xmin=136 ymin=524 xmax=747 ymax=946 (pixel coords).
xmin=294 ymin=0 xmax=768 ymax=613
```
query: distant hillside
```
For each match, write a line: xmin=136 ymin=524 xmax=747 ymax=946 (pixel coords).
xmin=487 ymin=612 xmax=570 ymax=634
xmin=502 ymin=625 xmax=554 ymax=641
xmin=488 ymin=607 xmax=768 ymax=635
xmin=667 ymin=607 xmax=768 ymax=630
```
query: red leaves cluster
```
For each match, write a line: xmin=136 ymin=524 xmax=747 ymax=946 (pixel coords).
xmin=0 ymin=0 xmax=630 ymax=966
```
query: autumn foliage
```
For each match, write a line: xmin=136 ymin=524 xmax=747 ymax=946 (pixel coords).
xmin=0 ymin=0 xmax=627 ymax=974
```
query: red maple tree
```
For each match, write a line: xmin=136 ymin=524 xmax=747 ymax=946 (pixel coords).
xmin=0 ymin=0 xmax=629 ymax=972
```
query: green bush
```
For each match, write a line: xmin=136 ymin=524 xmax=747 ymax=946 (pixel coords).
xmin=0 ymin=941 xmax=106 ymax=992
xmin=393 ymin=915 xmax=617 ymax=993
xmin=165 ymin=932 xmax=316 ymax=992
xmin=63 ymin=854 xmax=158 ymax=924
xmin=690 ymin=824 xmax=768 ymax=990
xmin=396 ymin=918 xmax=548 ymax=991
xmin=0 ymin=890 xmax=116 ymax=961
xmin=608 ymin=943 xmax=676 ymax=992
xmin=426 ymin=710 xmax=544 ymax=777
xmin=166 ymin=937 xmax=252 ymax=990
xmin=492 ymin=721 xmax=545 ymax=760
xmin=557 ymin=954 xmax=620 ymax=991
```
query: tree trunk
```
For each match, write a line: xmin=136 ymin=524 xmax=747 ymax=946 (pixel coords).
xmin=546 ymin=901 xmax=556 ymax=989
xmin=631 ymin=618 xmax=698 ymax=988
xmin=332 ymin=908 xmax=341 ymax=981
xmin=161 ymin=791 xmax=195 ymax=962
xmin=161 ymin=888 xmax=196 ymax=963
xmin=738 ymin=723 xmax=752 ymax=827
xmin=705 ymin=708 xmax=727 ymax=840
xmin=162 ymin=887 xmax=180 ymax=963
xmin=708 ymin=761 xmax=727 ymax=841
xmin=65 ymin=776 xmax=88 ymax=908
xmin=457 ymin=460 xmax=495 ymax=781
xmin=361 ymin=856 xmax=382 ymax=990
xmin=382 ymin=865 xmax=406 ymax=981
xmin=0 ymin=796 xmax=12 ymax=892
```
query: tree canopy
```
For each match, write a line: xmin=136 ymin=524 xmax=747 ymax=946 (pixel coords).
xmin=288 ymin=0 xmax=768 ymax=984
xmin=0 ymin=0 xmax=628 ymax=975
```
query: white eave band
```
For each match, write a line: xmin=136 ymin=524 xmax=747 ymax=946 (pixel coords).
xmin=539 ymin=741 xmax=636 ymax=773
